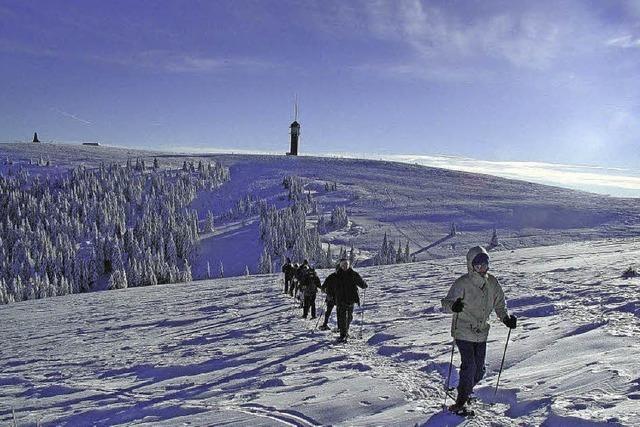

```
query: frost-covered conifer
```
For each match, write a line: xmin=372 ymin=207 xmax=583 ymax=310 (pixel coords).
xmin=182 ymin=260 xmax=192 ymax=282
xmin=489 ymin=227 xmax=499 ymax=248
xmin=258 ymin=248 xmax=273 ymax=274
xmin=330 ymin=206 xmax=348 ymax=228
xmin=206 ymin=210 xmax=215 ymax=233
xmin=165 ymin=234 xmax=178 ymax=266
xmin=108 ymin=270 xmax=128 ymax=290
xmin=376 ymin=233 xmax=389 ymax=265
xmin=0 ymin=156 xmax=229 ymax=303
xmin=317 ymin=214 xmax=326 ymax=233
xmin=0 ymin=278 xmax=7 ymax=304
xmin=325 ymin=244 xmax=332 ymax=268
xmin=349 ymin=244 xmax=356 ymax=265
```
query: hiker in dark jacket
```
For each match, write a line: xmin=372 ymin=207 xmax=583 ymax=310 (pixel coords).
xmin=289 ymin=263 xmax=299 ymax=297
xmin=295 ymin=260 xmax=310 ymax=307
xmin=281 ymin=257 xmax=295 ymax=294
xmin=319 ymin=266 xmax=338 ymax=330
xmin=328 ymin=258 xmax=367 ymax=342
xmin=301 ymin=267 xmax=321 ymax=319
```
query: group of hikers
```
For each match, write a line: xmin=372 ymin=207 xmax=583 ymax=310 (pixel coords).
xmin=281 ymin=245 xmax=518 ymax=416
xmin=281 ymin=257 xmax=368 ymax=343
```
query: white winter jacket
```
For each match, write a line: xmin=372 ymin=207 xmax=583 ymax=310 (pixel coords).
xmin=441 ymin=246 xmax=509 ymax=343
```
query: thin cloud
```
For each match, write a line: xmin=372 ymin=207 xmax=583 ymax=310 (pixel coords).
xmin=319 ymin=0 xmax=606 ymax=82
xmin=1 ymin=40 xmax=276 ymax=74
xmin=88 ymin=50 xmax=277 ymax=74
xmin=607 ymin=35 xmax=640 ymax=48
xmin=365 ymin=1 xmax=565 ymax=69
xmin=52 ymin=108 xmax=92 ymax=125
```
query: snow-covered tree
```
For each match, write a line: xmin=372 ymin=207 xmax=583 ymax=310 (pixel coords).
xmin=166 ymin=234 xmax=178 ymax=267
xmin=325 ymin=244 xmax=333 ymax=268
xmin=0 ymin=157 xmax=230 ymax=304
xmin=181 ymin=260 xmax=192 ymax=282
xmin=330 ymin=206 xmax=348 ymax=228
xmin=489 ymin=227 xmax=499 ymax=248
xmin=374 ymin=233 xmax=403 ymax=265
xmin=206 ymin=210 xmax=215 ymax=233
xmin=108 ymin=270 xmax=128 ymax=290
xmin=258 ymin=247 xmax=273 ymax=274
xmin=404 ymin=241 xmax=410 ymax=263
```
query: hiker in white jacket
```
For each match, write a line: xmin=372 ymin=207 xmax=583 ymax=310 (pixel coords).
xmin=441 ymin=246 xmax=517 ymax=413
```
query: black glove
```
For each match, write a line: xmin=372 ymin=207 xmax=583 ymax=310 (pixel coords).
xmin=503 ymin=315 xmax=517 ymax=329
xmin=451 ymin=298 xmax=464 ymax=313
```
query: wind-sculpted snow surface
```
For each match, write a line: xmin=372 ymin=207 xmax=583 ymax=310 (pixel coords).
xmin=1 ymin=238 xmax=638 ymax=426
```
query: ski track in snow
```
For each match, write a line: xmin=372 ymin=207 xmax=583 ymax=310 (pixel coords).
xmin=1 ymin=238 xmax=639 ymax=426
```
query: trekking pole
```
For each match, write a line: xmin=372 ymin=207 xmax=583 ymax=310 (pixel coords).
xmin=443 ymin=312 xmax=459 ymax=408
xmin=494 ymin=327 xmax=512 ymax=397
xmin=358 ymin=287 xmax=367 ymax=339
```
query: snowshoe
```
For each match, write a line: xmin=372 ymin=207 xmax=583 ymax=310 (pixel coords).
xmin=447 ymin=403 xmax=474 ymax=417
xmin=318 ymin=325 xmax=330 ymax=331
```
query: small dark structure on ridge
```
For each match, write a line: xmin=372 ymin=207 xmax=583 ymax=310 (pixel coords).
xmin=287 ymin=98 xmax=300 ymax=156
xmin=32 ymin=132 xmax=40 ymax=143
xmin=288 ymin=120 xmax=300 ymax=156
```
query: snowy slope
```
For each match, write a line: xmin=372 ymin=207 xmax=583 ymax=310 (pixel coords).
xmin=1 ymin=238 xmax=638 ymax=426
xmin=2 ymin=143 xmax=639 ymax=280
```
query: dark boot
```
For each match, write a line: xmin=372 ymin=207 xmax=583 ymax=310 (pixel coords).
xmin=448 ymin=395 xmax=469 ymax=414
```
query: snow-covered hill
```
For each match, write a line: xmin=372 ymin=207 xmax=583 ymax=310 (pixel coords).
xmin=1 ymin=238 xmax=638 ymax=426
xmin=2 ymin=142 xmax=639 ymax=281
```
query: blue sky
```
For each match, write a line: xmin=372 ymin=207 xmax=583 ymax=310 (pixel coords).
xmin=1 ymin=1 xmax=639 ymax=173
